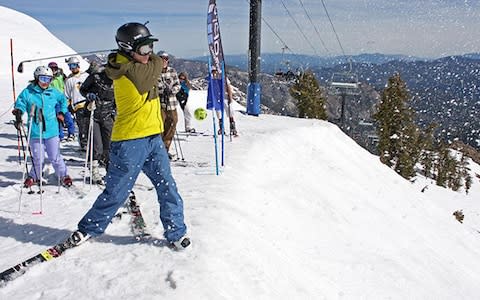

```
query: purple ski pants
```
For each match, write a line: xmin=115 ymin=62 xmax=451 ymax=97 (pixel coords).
xmin=28 ymin=136 xmax=68 ymax=180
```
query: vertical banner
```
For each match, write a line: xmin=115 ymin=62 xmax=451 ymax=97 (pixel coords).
xmin=206 ymin=0 xmax=225 ymax=112
xmin=207 ymin=0 xmax=227 ymax=172
xmin=207 ymin=0 xmax=224 ymax=76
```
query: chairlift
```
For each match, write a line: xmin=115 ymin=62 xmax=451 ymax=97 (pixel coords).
xmin=328 ymin=72 xmax=360 ymax=96
xmin=328 ymin=59 xmax=361 ymax=128
xmin=274 ymin=46 xmax=298 ymax=82
xmin=328 ymin=56 xmax=361 ymax=95
xmin=275 ymin=69 xmax=297 ymax=81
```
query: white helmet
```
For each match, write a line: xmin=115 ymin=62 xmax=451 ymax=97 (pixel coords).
xmin=65 ymin=56 xmax=80 ymax=64
xmin=34 ymin=66 xmax=53 ymax=78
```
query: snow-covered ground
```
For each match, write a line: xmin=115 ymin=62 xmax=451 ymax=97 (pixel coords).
xmin=1 ymin=6 xmax=480 ymax=300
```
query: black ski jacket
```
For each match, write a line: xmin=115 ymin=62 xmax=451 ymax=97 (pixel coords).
xmin=80 ymin=71 xmax=116 ymax=121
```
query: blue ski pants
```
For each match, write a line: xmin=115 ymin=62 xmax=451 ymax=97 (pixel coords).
xmin=58 ymin=111 xmax=75 ymax=139
xmin=78 ymin=134 xmax=187 ymax=242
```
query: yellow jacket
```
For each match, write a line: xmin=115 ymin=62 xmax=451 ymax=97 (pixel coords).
xmin=105 ymin=52 xmax=164 ymax=141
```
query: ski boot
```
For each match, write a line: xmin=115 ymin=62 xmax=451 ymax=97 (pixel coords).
xmin=91 ymin=160 xmax=103 ymax=184
xmin=24 ymin=177 xmax=36 ymax=188
xmin=171 ymin=236 xmax=191 ymax=251
xmin=230 ymin=121 xmax=238 ymax=136
xmin=217 ymin=119 xmax=224 ymax=135
xmin=62 ymin=175 xmax=73 ymax=187
xmin=65 ymin=230 xmax=91 ymax=248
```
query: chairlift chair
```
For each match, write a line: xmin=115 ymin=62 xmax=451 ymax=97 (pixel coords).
xmin=328 ymin=70 xmax=361 ymax=128
xmin=328 ymin=72 xmax=360 ymax=96
xmin=274 ymin=46 xmax=297 ymax=82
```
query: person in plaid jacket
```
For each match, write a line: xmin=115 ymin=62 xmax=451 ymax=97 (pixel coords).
xmin=158 ymin=52 xmax=180 ymax=156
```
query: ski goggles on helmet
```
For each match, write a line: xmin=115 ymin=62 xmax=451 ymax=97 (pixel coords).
xmin=68 ymin=63 xmax=80 ymax=69
xmin=135 ymin=43 xmax=153 ymax=56
xmin=38 ymin=75 xmax=53 ymax=84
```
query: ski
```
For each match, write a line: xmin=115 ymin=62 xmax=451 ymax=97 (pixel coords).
xmin=126 ymin=191 xmax=151 ymax=240
xmin=0 ymin=238 xmax=77 ymax=286
xmin=175 ymin=131 xmax=208 ymax=137
xmin=171 ymin=160 xmax=210 ymax=168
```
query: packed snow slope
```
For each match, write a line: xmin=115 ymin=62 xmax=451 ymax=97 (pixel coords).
xmin=1 ymin=5 xmax=480 ymax=300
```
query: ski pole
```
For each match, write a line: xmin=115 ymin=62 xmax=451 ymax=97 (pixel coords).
xmin=212 ymin=110 xmax=219 ymax=176
xmin=221 ymin=62 xmax=226 ymax=166
xmin=17 ymin=49 xmax=116 ymax=73
xmin=57 ymin=175 xmax=61 ymax=194
xmin=18 ymin=106 xmax=36 ymax=213
xmin=89 ymin=114 xmax=94 ymax=187
xmin=33 ymin=108 xmax=44 ymax=215
xmin=16 ymin=132 xmax=21 ymax=165
xmin=18 ymin=127 xmax=28 ymax=173
xmin=171 ymin=132 xmax=179 ymax=161
xmin=21 ymin=121 xmax=39 ymax=194
xmin=174 ymin=130 xmax=185 ymax=161
xmin=18 ymin=121 xmax=31 ymax=213
xmin=83 ymin=110 xmax=94 ymax=186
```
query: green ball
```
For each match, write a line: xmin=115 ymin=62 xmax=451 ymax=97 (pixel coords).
xmin=194 ymin=108 xmax=208 ymax=121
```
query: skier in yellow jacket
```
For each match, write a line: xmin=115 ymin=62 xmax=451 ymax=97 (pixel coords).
xmin=66 ymin=22 xmax=190 ymax=250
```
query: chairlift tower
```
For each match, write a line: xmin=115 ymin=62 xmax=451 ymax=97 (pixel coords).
xmin=247 ymin=0 xmax=262 ymax=116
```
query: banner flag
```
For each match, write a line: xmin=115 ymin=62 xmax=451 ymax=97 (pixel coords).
xmin=207 ymin=0 xmax=225 ymax=111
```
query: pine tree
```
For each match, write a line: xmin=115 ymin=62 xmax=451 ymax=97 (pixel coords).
xmin=459 ymin=154 xmax=472 ymax=194
xmin=435 ymin=144 xmax=449 ymax=187
xmin=435 ymin=143 xmax=460 ymax=190
xmin=419 ymin=123 xmax=437 ymax=178
xmin=373 ymin=73 xmax=420 ymax=179
xmin=289 ymin=70 xmax=327 ymax=120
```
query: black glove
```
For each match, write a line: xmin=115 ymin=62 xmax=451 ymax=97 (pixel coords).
xmin=86 ymin=93 xmax=98 ymax=102
xmin=12 ymin=108 xmax=23 ymax=130
xmin=85 ymin=93 xmax=98 ymax=111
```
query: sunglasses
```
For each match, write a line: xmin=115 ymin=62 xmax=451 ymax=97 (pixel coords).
xmin=68 ymin=63 xmax=79 ymax=69
xmin=136 ymin=43 xmax=153 ymax=56
xmin=179 ymin=77 xmax=185 ymax=80
xmin=38 ymin=75 xmax=53 ymax=84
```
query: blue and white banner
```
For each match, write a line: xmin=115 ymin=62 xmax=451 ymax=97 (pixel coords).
xmin=206 ymin=68 xmax=224 ymax=111
xmin=207 ymin=0 xmax=224 ymax=75
xmin=207 ymin=0 xmax=225 ymax=111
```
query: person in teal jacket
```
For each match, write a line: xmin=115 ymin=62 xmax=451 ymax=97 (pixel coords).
xmin=13 ymin=66 xmax=73 ymax=188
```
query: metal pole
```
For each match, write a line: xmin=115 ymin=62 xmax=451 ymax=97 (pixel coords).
xmin=17 ymin=49 xmax=115 ymax=73
xmin=340 ymin=93 xmax=346 ymax=127
xmin=10 ymin=39 xmax=16 ymax=101
xmin=247 ymin=0 xmax=262 ymax=116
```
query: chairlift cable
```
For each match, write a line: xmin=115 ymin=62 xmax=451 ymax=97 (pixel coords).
xmin=262 ymin=16 xmax=295 ymax=54
xmin=298 ymin=0 xmax=330 ymax=54
xmin=280 ymin=0 xmax=320 ymax=56
xmin=244 ymin=0 xmax=295 ymax=54
xmin=319 ymin=0 xmax=352 ymax=70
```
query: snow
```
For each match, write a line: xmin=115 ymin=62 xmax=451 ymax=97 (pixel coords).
xmin=1 ymin=6 xmax=480 ymax=300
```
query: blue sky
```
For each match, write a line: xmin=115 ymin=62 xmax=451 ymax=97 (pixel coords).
xmin=1 ymin=0 xmax=479 ymax=58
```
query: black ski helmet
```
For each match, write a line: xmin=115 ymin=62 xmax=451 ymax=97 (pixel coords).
xmin=115 ymin=22 xmax=158 ymax=52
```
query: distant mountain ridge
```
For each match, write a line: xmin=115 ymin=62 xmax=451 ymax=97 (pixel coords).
xmin=191 ymin=52 xmax=429 ymax=74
